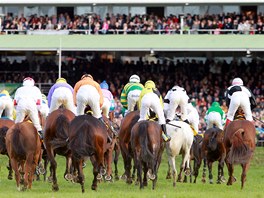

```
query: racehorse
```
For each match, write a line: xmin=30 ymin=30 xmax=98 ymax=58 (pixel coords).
xmin=131 ymin=120 xmax=164 ymax=189
xmin=119 ymin=110 xmax=140 ymax=184
xmin=68 ymin=115 xmax=108 ymax=192
xmin=43 ymin=107 xmax=75 ymax=191
xmin=223 ymin=119 xmax=256 ymax=189
xmin=165 ymin=120 xmax=193 ymax=187
xmin=0 ymin=118 xmax=15 ymax=180
xmin=201 ymin=127 xmax=226 ymax=184
xmin=6 ymin=120 xmax=42 ymax=191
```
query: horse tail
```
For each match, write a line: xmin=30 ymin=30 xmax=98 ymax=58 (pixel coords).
xmin=12 ymin=126 xmax=26 ymax=157
xmin=139 ymin=122 xmax=155 ymax=164
xmin=228 ymin=128 xmax=253 ymax=164
xmin=69 ymin=120 xmax=95 ymax=159
xmin=50 ymin=115 xmax=70 ymax=149
xmin=0 ymin=126 xmax=9 ymax=154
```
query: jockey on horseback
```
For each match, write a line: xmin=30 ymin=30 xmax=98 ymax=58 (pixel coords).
xmin=0 ymin=89 xmax=14 ymax=120
xmin=205 ymin=101 xmax=226 ymax=130
xmin=137 ymin=80 xmax=171 ymax=142
xmin=120 ymin=74 xmax=144 ymax=115
xmin=224 ymin=77 xmax=256 ymax=127
xmin=186 ymin=103 xmax=200 ymax=138
xmin=47 ymin=77 xmax=76 ymax=114
xmin=14 ymin=77 xmax=44 ymax=140
xmin=164 ymin=85 xmax=189 ymax=123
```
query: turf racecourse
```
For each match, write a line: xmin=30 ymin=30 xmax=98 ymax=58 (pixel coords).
xmin=0 ymin=147 xmax=263 ymax=198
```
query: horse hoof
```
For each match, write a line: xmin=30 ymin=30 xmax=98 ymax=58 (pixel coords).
xmin=105 ymin=175 xmax=112 ymax=181
xmin=100 ymin=168 xmax=106 ymax=176
xmin=220 ymin=176 xmax=226 ymax=183
xmin=97 ymin=174 xmax=102 ymax=180
xmin=8 ymin=175 xmax=13 ymax=180
xmin=52 ymin=184 xmax=59 ymax=192
xmin=166 ymin=175 xmax=172 ymax=179
xmin=120 ymin=174 xmax=127 ymax=180
xmin=148 ymin=174 xmax=156 ymax=181
xmin=38 ymin=167 xmax=46 ymax=175
xmin=216 ymin=180 xmax=221 ymax=184
xmin=184 ymin=169 xmax=191 ymax=176
xmin=232 ymin=176 xmax=237 ymax=183
xmin=126 ymin=178 xmax=133 ymax=184
xmin=202 ymin=178 xmax=206 ymax=183
xmin=115 ymin=174 xmax=119 ymax=180
xmin=64 ymin=174 xmax=73 ymax=181
xmin=91 ymin=185 xmax=97 ymax=191
xmin=82 ymin=163 xmax=86 ymax=168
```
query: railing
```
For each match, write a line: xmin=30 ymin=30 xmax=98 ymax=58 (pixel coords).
xmin=1 ymin=28 xmax=257 ymax=35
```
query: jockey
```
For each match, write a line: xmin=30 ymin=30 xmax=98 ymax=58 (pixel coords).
xmin=186 ymin=103 xmax=200 ymax=137
xmin=0 ymin=89 xmax=14 ymax=120
xmin=137 ymin=80 xmax=171 ymax=142
xmin=39 ymin=93 xmax=50 ymax=119
xmin=225 ymin=77 xmax=256 ymax=127
xmin=120 ymin=74 xmax=144 ymax=114
xmin=100 ymin=80 xmax=117 ymax=135
xmin=164 ymin=85 xmax=189 ymax=123
xmin=14 ymin=77 xmax=43 ymax=139
xmin=100 ymin=80 xmax=114 ymax=118
xmin=205 ymin=101 xmax=226 ymax=130
xmin=47 ymin=77 xmax=75 ymax=114
xmin=73 ymin=74 xmax=104 ymax=120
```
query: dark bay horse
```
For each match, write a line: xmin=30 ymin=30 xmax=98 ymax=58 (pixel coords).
xmin=0 ymin=118 xmax=15 ymax=180
xmin=68 ymin=115 xmax=108 ymax=193
xmin=131 ymin=120 xmax=164 ymax=189
xmin=6 ymin=121 xmax=42 ymax=191
xmin=119 ymin=110 xmax=140 ymax=184
xmin=224 ymin=120 xmax=256 ymax=189
xmin=201 ymin=127 xmax=226 ymax=184
xmin=43 ymin=107 xmax=75 ymax=191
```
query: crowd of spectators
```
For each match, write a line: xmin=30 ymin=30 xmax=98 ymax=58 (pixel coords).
xmin=1 ymin=11 xmax=264 ymax=34
xmin=0 ymin=56 xmax=263 ymax=137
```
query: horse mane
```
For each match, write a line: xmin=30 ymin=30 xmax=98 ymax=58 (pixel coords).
xmin=138 ymin=122 xmax=155 ymax=166
xmin=227 ymin=128 xmax=253 ymax=164
xmin=11 ymin=125 xmax=26 ymax=157
xmin=50 ymin=114 xmax=71 ymax=150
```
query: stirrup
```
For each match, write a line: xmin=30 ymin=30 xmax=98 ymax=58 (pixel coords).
xmin=162 ymin=133 xmax=171 ymax=142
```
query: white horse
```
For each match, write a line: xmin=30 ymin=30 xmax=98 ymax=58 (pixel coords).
xmin=165 ymin=120 xmax=194 ymax=187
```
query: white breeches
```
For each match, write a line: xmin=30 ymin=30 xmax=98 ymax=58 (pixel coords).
xmin=76 ymin=85 xmax=101 ymax=118
xmin=0 ymin=97 xmax=14 ymax=120
xmin=206 ymin=112 xmax=223 ymax=130
xmin=50 ymin=87 xmax=76 ymax=114
xmin=186 ymin=112 xmax=199 ymax=132
xmin=127 ymin=89 xmax=141 ymax=112
xmin=15 ymin=98 xmax=42 ymax=131
xmin=227 ymin=92 xmax=252 ymax=121
xmin=39 ymin=103 xmax=49 ymax=119
xmin=164 ymin=91 xmax=189 ymax=121
xmin=101 ymin=97 xmax=111 ymax=118
xmin=138 ymin=92 xmax=165 ymax=125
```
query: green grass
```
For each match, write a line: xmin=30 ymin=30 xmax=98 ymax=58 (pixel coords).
xmin=0 ymin=147 xmax=263 ymax=198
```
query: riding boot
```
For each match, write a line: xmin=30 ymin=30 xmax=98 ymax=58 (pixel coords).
xmin=98 ymin=117 xmax=112 ymax=143
xmin=166 ymin=119 xmax=171 ymax=123
xmin=183 ymin=119 xmax=190 ymax=124
xmin=109 ymin=122 xmax=118 ymax=137
xmin=161 ymin=124 xmax=171 ymax=142
xmin=38 ymin=130 xmax=43 ymax=141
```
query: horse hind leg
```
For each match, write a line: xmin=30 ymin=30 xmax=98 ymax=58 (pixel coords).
xmin=208 ymin=161 xmax=213 ymax=184
xmin=241 ymin=162 xmax=250 ymax=189
xmin=7 ymin=158 xmax=13 ymax=180
xmin=11 ymin=159 xmax=21 ymax=191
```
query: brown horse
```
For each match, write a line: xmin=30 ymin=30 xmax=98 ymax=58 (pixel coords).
xmin=224 ymin=120 xmax=256 ymax=189
xmin=43 ymin=107 xmax=75 ymax=191
xmin=6 ymin=121 xmax=42 ymax=191
xmin=131 ymin=120 xmax=164 ymax=189
xmin=119 ymin=110 xmax=140 ymax=184
xmin=0 ymin=118 xmax=15 ymax=180
xmin=68 ymin=115 xmax=108 ymax=193
xmin=201 ymin=127 xmax=226 ymax=184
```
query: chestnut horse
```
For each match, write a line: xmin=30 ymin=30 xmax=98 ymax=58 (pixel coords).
xmin=131 ymin=120 xmax=164 ymax=189
xmin=224 ymin=120 xmax=256 ymax=189
xmin=43 ymin=107 xmax=75 ymax=191
xmin=6 ymin=121 xmax=42 ymax=191
xmin=68 ymin=115 xmax=108 ymax=193
xmin=201 ymin=127 xmax=226 ymax=184
xmin=0 ymin=118 xmax=15 ymax=180
xmin=119 ymin=110 xmax=140 ymax=184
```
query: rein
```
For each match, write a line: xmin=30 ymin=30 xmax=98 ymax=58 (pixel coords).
xmin=167 ymin=122 xmax=181 ymax=128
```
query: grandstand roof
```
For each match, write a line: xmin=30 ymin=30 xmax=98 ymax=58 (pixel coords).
xmin=1 ymin=0 xmax=263 ymax=4
xmin=0 ymin=35 xmax=263 ymax=52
